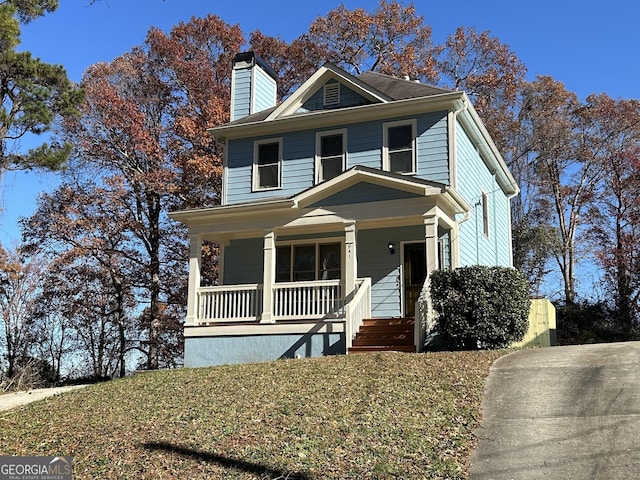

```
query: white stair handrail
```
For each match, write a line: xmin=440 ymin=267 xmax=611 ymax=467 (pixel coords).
xmin=345 ymin=278 xmax=371 ymax=351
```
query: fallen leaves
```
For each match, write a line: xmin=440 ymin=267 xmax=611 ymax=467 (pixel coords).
xmin=0 ymin=350 xmax=506 ymax=479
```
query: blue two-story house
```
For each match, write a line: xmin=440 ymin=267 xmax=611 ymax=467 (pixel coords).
xmin=169 ymin=51 xmax=519 ymax=367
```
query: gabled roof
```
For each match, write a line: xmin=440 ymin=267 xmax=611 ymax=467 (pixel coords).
xmin=294 ymin=165 xmax=450 ymax=208
xmin=213 ymin=63 xmax=458 ymax=131
xmin=266 ymin=63 xmax=391 ymax=120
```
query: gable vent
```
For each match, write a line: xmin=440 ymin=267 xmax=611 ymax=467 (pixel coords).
xmin=323 ymin=82 xmax=340 ymax=106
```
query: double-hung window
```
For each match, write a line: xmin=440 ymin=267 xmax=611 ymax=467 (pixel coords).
xmin=276 ymin=242 xmax=342 ymax=282
xmin=316 ymin=129 xmax=346 ymax=183
xmin=383 ymin=119 xmax=417 ymax=174
xmin=253 ymin=138 xmax=282 ymax=190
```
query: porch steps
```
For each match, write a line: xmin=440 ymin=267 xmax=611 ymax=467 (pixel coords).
xmin=349 ymin=318 xmax=416 ymax=354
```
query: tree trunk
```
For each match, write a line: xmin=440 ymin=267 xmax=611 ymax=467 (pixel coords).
xmin=147 ymin=194 xmax=162 ymax=370
xmin=615 ymin=215 xmax=633 ymax=333
xmin=111 ymin=271 xmax=127 ymax=378
xmin=564 ymin=246 xmax=576 ymax=305
xmin=6 ymin=339 xmax=15 ymax=379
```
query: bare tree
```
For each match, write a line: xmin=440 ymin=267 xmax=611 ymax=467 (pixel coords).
xmin=0 ymin=246 xmax=41 ymax=378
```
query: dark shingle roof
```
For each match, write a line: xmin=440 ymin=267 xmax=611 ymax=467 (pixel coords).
xmin=225 ymin=106 xmax=277 ymax=126
xmin=219 ymin=68 xmax=456 ymax=128
xmin=357 ymin=71 xmax=454 ymax=100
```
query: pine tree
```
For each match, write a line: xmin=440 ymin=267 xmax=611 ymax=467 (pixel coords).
xmin=0 ymin=0 xmax=83 ymax=174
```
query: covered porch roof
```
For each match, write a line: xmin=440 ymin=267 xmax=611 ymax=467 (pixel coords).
xmin=169 ymin=166 xmax=471 ymax=239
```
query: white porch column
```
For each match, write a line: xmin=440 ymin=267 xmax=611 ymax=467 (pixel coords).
xmin=423 ymin=212 xmax=439 ymax=273
xmin=217 ymin=237 xmax=230 ymax=285
xmin=261 ymin=230 xmax=276 ymax=323
xmin=186 ymin=234 xmax=202 ymax=326
xmin=418 ymin=211 xmax=440 ymax=353
xmin=344 ymin=222 xmax=357 ymax=298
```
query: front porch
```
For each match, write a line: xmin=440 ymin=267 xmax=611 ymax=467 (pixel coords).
xmin=189 ymin=278 xmax=373 ymax=350
xmin=184 ymin=275 xmax=428 ymax=357
xmin=193 ymin=278 xmax=362 ymax=324
xmin=179 ymin=215 xmax=454 ymax=365
xmin=170 ymin=167 xmax=470 ymax=366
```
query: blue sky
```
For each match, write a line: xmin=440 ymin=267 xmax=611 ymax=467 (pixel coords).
xmin=1 ymin=0 xmax=637 ymax=247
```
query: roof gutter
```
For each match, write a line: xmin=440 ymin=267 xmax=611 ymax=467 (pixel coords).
xmin=168 ymin=198 xmax=296 ymax=226
xmin=210 ymin=91 xmax=466 ymax=141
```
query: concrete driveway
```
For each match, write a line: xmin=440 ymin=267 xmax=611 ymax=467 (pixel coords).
xmin=0 ymin=385 xmax=88 ymax=412
xmin=470 ymin=341 xmax=640 ymax=479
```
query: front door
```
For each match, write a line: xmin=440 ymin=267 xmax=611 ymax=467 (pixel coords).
xmin=403 ymin=242 xmax=427 ymax=317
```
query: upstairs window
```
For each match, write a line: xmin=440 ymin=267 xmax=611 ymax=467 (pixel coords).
xmin=253 ymin=138 xmax=282 ymax=190
xmin=323 ymin=82 xmax=340 ymax=106
xmin=316 ymin=129 xmax=347 ymax=183
xmin=383 ymin=119 xmax=417 ymax=174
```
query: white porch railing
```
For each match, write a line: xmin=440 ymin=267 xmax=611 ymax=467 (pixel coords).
xmin=195 ymin=279 xmax=355 ymax=324
xmin=273 ymin=280 xmax=344 ymax=320
xmin=197 ymin=284 xmax=263 ymax=323
xmin=345 ymin=277 xmax=372 ymax=351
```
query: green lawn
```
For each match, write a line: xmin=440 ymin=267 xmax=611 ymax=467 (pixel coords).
xmin=0 ymin=351 xmax=505 ymax=479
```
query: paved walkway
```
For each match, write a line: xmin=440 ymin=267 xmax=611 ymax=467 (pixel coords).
xmin=0 ymin=385 xmax=88 ymax=412
xmin=470 ymin=341 xmax=640 ymax=479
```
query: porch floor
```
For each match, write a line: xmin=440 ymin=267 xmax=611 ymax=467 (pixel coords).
xmin=349 ymin=318 xmax=416 ymax=354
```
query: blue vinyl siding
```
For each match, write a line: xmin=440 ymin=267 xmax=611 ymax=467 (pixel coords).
xmin=491 ymin=182 xmax=512 ymax=266
xmin=346 ymin=120 xmax=383 ymax=169
xmin=225 ymin=111 xmax=450 ymax=205
xmin=223 ymin=237 xmax=264 ymax=284
xmin=439 ymin=229 xmax=451 ymax=270
xmin=416 ymin=112 xmax=449 ymax=184
xmin=455 ymin=121 xmax=512 ymax=267
xmin=253 ymin=67 xmax=276 ymax=113
xmin=231 ymin=68 xmax=252 ymax=121
xmin=345 ymin=113 xmax=449 ymax=180
xmin=311 ymin=182 xmax=421 ymax=207
xmin=225 ymin=140 xmax=253 ymax=203
xmin=226 ymin=131 xmax=315 ymax=203
xmin=282 ymin=130 xmax=315 ymax=196
xmin=357 ymin=226 xmax=424 ymax=318
xmin=231 ymin=66 xmax=276 ymax=122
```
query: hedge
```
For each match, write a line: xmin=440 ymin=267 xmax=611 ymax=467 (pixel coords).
xmin=429 ymin=265 xmax=530 ymax=350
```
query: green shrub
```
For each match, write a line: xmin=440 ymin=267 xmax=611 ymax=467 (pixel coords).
xmin=556 ymin=301 xmax=640 ymax=345
xmin=429 ymin=265 xmax=530 ymax=350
